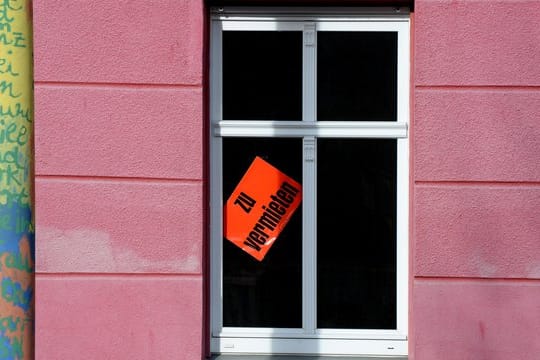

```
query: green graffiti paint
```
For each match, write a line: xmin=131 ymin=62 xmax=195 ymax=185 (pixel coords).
xmin=4 ymin=253 xmax=32 ymax=273
xmin=0 ymin=334 xmax=23 ymax=359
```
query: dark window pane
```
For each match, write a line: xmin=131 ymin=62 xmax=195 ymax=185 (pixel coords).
xmin=317 ymin=32 xmax=397 ymax=121
xmin=223 ymin=31 xmax=302 ymax=121
xmin=317 ymin=139 xmax=396 ymax=329
xmin=223 ymin=138 xmax=302 ymax=327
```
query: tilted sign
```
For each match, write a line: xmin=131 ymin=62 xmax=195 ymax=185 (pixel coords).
xmin=224 ymin=157 xmax=302 ymax=261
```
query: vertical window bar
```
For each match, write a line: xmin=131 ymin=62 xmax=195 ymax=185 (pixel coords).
xmin=303 ymin=23 xmax=316 ymax=123
xmin=302 ymin=23 xmax=317 ymax=334
xmin=210 ymin=19 xmax=224 ymax=336
xmin=395 ymin=21 xmax=410 ymax=336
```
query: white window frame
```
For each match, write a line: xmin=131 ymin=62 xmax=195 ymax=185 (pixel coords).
xmin=210 ymin=7 xmax=410 ymax=357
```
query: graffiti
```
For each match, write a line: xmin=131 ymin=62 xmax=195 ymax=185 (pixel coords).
xmin=0 ymin=189 xmax=28 ymax=209
xmin=0 ymin=314 xmax=28 ymax=359
xmin=0 ymin=335 xmax=22 ymax=360
xmin=0 ymin=81 xmax=19 ymax=99
xmin=0 ymin=147 xmax=26 ymax=168
xmin=0 ymin=104 xmax=30 ymax=122
xmin=0 ymin=32 xmax=25 ymax=47
xmin=0 ymin=167 xmax=22 ymax=187
xmin=0 ymin=278 xmax=31 ymax=312
xmin=0 ymin=314 xmax=28 ymax=360
xmin=3 ymin=255 xmax=31 ymax=274
xmin=0 ymin=121 xmax=29 ymax=146
xmin=0 ymin=316 xmax=19 ymax=332
xmin=0 ymin=58 xmax=18 ymax=76
xmin=0 ymin=0 xmax=20 ymax=20
xmin=0 ymin=0 xmax=33 ymax=358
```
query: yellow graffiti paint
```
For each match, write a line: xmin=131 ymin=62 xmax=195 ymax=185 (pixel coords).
xmin=0 ymin=0 xmax=34 ymax=359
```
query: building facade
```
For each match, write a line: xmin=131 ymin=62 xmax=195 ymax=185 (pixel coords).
xmin=33 ymin=0 xmax=539 ymax=359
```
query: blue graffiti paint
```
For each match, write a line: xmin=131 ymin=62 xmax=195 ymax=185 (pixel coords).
xmin=0 ymin=316 xmax=23 ymax=360
xmin=1 ymin=278 xmax=31 ymax=312
xmin=0 ymin=202 xmax=34 ymax=263
xmin=0 ymin=317 xmax=18 ymax=333
xmin=0 ymin=333 xmax=23 ymax=360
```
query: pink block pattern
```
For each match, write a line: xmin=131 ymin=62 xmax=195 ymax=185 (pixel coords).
xmin=415 ymin=90 xmax=540 ymax=182
xmin=35 ymin=179 xmax=203 ymax=274
xmin=415 ymin=0 xmax=540 ymax=86
xmin=34 ymin=85 xmax=203 ymax=179
xmin=415 ymin=185 xmax=540 ymax=279
xmin=36 ymin=276 xmax=203 ymax=360
xmin=414 ymin=279 xmax=540 ymax=360
xmin=33 ymin=0 xmax=203 ymax=84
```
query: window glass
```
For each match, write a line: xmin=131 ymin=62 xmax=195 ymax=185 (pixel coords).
xmin=223 ymin=137 xmax=303 ymax=327
xmin=317 ymin=139 xmax=397 ymax=329
xmin=317 ymin=32 xmax=397 ymax=121
xmin=223 ymin=31 xmax=303 ymax=121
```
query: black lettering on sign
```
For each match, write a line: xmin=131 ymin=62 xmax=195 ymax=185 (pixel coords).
xmin=242 ymin=181 xmax=300 ymax=254
xmin=233 ymin=191 xmax=256 ymax=214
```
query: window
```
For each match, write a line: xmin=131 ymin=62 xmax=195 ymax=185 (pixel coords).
xmin=210 ymin=7 xmax=409 ymax=357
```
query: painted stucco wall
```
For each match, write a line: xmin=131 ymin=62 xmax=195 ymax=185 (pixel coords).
xmin=30 ymin=0 xmax=540 ymax=359
xmin=32 ymin=0 xmax=205 ymax=359
xmin=413 ymin=1 xmax=540 ymax=359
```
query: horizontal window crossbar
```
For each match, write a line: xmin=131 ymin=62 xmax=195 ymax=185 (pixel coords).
xmin=214 ymin=121 xmax=407 ymax=138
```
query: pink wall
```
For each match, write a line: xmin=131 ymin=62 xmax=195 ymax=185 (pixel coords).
xmin=32 ymin=0 xmax=540 ymax=359
xmin=414 ymin=1 xmax=540 ymax=359
xmin=33 ymin=0 xmax=205 ymax=359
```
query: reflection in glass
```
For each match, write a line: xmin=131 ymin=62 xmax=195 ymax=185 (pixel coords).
xmin=223 ymin=31 xmax=303 ymax=121
xmin=223 ymin=138 xmax=303 ymax=327
xmin=317 ymin=32 xmax=397 ymax=121
xmin=317 ymin=139 xmax=397 ymax=329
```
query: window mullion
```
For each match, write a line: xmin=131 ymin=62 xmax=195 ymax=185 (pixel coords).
xmin=302 ymin=22 xmax=317 ymax=334
xmin=303 ymin=22 xmax=316 ymax=123
xmin=210 ymin=19 xmax=223 ymax=337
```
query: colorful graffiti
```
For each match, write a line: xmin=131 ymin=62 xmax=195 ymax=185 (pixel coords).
xmin=0 ymin=0 xmax=34 ymax=359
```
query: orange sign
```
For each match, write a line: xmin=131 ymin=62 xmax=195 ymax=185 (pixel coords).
xmin=224 ymin=157 xmax=302 ymax=261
